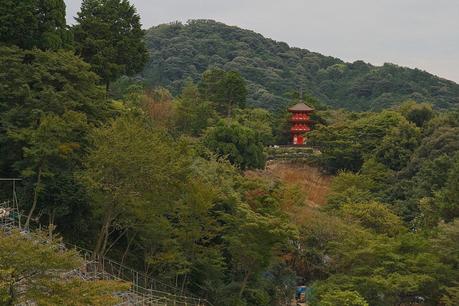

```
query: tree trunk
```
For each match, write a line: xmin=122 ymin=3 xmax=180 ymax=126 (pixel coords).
xmin=48 ymin=209 xmax=56 ymax=240
xmin=181 ymin=273 xmax=188 ymax=295
xmin=227 ymin=101 xmax=233 ymax=118
xmin=25 ymin=164 xmax=43 ymax=229
xmin=101 ymin=225 xmax=109 ymax=256
xmin=239 ymin=270 xmax=251 ymax=298
xmin=93 ymin=207 xmax=113 ymax=257
xmin=105 ymin=80 xmax=110 ymax=97
xmin=120 ymin=232 xmax=136 ymax=266
xmin=104 ymin=228 xmax=127 ymax=256
xmin=93 ymin=224 xmax=106 ymax=258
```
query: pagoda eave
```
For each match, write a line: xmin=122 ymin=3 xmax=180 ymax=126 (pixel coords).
xmin=289 ymin=119 xmax=313 ymax=123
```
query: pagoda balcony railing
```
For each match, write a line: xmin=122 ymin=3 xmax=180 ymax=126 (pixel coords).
xmin=291 ymin=127 xmax=311 ymax=132
xmin=290 ymin=118 xmax=312 ymax=123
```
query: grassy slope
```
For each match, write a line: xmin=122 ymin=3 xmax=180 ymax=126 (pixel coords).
xmin=246 ymin=160 xmax=332 ymax=207
xmin=266 ymin=161 xmax=332 ymax=207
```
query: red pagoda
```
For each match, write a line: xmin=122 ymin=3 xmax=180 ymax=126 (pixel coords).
xmin=288 ymin=102 xmax=314 ymax=145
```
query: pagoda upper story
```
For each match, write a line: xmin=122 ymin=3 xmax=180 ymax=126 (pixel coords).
xmin=288 ymin=102 xmax=314 ymax=145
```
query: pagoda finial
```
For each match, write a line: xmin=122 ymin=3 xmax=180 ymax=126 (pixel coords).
xmin=299 ymin=88 xmax=303 ymax=101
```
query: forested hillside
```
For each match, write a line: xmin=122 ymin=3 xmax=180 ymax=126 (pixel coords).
xmin=2 ymin=1 xmax=459 ymax=305
xmin=142 ymin=20 xmax=459 ymax=111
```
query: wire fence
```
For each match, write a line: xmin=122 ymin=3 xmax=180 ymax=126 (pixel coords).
xmin=0 ymin=195 xmax=213 ymax=306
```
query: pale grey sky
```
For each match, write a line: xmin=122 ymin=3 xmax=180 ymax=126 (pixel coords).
xmin=65 ymin=0 xmax=459 ymax=83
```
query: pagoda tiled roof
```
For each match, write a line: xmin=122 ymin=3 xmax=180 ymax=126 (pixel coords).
xmin=288 ymin=102 xmax=314 ymax=112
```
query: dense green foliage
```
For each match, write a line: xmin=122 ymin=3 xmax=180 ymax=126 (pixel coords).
xmin=203 ymin=119 xmax=266 ymax=170
xmin=174 ymin=82 xmax=217 ymax=136
xmin=0 ymin=5 xmax=291 ymax=302
xmin=0 ymin=230 xmax=128 ymax=305
xmin=309 ymin=110 xmax=420 ymax=173
xmin=75 ymin=113 xmax=295 ymax=304
xmin=73 ymin=0 xmax=148 ymax=88
xmin=143 ymin=20 xmax=459 ymax=111
xmin=309 ymin=103 xmax=459 ymax=222
xmin=0 ymin=0 xmax=71 ymax=50
xmin=0 ymin=45 xmax=108 ymax=231
xmin=2 ymin=2 xmax=459 ymax=305
xmin=199 ymin=68 xmax=248 ymax=116
xmin=294 ymin=103 xmax=459 ymax=305
xmin=319 ymin=290 xmax=369 ymax=306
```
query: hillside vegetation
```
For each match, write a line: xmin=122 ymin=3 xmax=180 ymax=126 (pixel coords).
xmin=2 ymin=1 xmax=459 ymax=305
xmin=143 ymin=19 xmax=459 ymax=111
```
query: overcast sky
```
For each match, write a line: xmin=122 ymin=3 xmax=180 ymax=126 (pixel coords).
xmin=65 ymin=0 xmax=459 ymax=83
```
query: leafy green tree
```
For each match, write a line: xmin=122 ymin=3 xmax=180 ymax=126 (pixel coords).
xmin=0 ymin=46 xmax=106 ymax=172
xmin=178 ymin=152 xmax=241 ymax=299
xmin=9 ymin=112 xmax=89 ymax=229
xmin=339 ymin=202 xmax=405 ymax=236
xmin=168 ymin=178 xmax=224 ymax=284
xmin=374 ymin=120 xmax=421 ymax=171
xmin=311 ymin=230 xmax=445 ymax=305
xmin=407 ymin=110 xmax=459 ymax=169
xmin=199 ymin=68 xmax=226 ymax=103
xmin=294 ymin=208 xmax=453 ymax=305
xmin=431 ymin=220 xmax=459 ymax=304
xmin=415 ymin=197 xmax=441 ymax=229
xmin=28 ymin=278 xmax=129 ymax=306
xmin=175 ymin=82 xmax=217 ymax=136
xmin=0 ymin=230 xmax=128 ymax=305
xmin=221 ymin=71 xmax=247 ymax=116
xmin=432 ymin=220 xmax=459 ymax=272
xmin=308 ymin=124 xmax=363 ymax=173
xmin=319 ymin=290 xmax=369 ymax=306
xmin=397 ymin=116 xmax=459 ymax=221
xmin=225 ymin=204 xmax=295 ymax=299
xmin=0 ymin=45 xmax=107 ymax=237
xmin=399 ymin=100 xmax=434 ymax=127
xmin=137 ymin=155 xmax=230 ymax=285
xmin=0 ymin=46 xmax=106 ymax=131
xmin=409 ymin=155 xmax=454 ymax=200
xmin=293 ymin=212 xmax=362 ymax=282
xmin=441 ymin=284 xmax=459 ymax=306
xmin=310 ymin=110 xmax=415 ymax=173
xmin=272 ymin=108 xmax=294 ymax=145
xmin=79 ymin=116 xmax=189 ymax=257
xmin=0 ymin=0 xmax=71 ymax=50
xmin=203 ymin=119 xmax=266 ymax=170
xmin=73 ymin=0 xmax=148 ymax=89
xmin=434 ymin=154 xmax=459 ymax=221
xmin=359 ymin=158 xmax=396 ymax=199
xmin=350 ymin=111 xmax=407 ymax=150
xmin=109 ymin=75 xmax=144 ymax=99
xmin=234 ymin=108 xmax=274 ymax=145
xmin=326 ymin=171 xmax=375 ymax=209
xmin=199 ymin=69 xmax=247 ymax=117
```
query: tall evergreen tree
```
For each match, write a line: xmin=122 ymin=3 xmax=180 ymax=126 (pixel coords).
xmin=0 ymin=0 xmax=71 ymax=50
xmin=0 ymin=46 xmax=107 ymax=232
xmin=73 ymin=0 xmax=148 ymax=89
